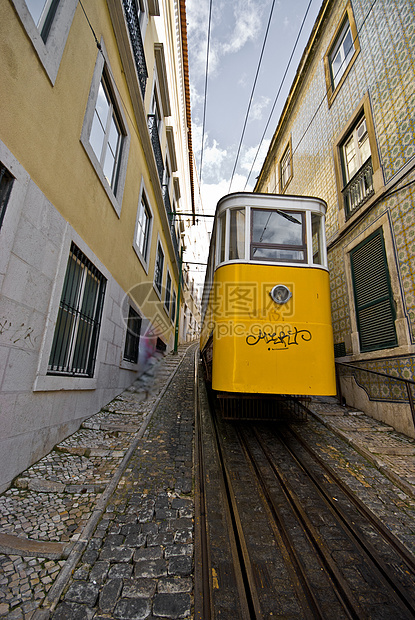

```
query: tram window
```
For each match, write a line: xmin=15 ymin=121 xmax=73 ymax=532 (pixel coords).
xmin=218 ymin=212 xmax=226 ymax=263
xmin=312 ymin=213 xmax=324 ymax=265
xmin=251 ymin=208 xmax=306 ymax=262
xmin=229 ymin=208 xmax=245 ymax=260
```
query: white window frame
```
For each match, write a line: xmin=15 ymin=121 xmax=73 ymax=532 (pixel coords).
xmin=133 ymin=181 xmax=153 ymax=271
xmin=80 ymin=40 xmax=131 ymax=218
xmin=342 ymin=117 xmax=371 ymax=184
xmin=10 ymin=0 xmax=78 ymax=85
xmin=329 ymin=19 xmax=355 ymax=90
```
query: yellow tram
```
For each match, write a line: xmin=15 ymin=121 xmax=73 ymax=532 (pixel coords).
xmin=200 ymin=192 xmax=336 ymax=398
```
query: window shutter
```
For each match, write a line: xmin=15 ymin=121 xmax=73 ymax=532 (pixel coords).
xmin=350 ymin=229 xmax=397 ymax=352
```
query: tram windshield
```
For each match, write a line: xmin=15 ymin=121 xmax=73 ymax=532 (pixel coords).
xmin=229 ymin=208 xmax=245 ymax=260
xmin=251 ymin=209 xmax=306 ymax=262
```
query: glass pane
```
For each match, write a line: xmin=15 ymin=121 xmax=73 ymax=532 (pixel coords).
xmin=359 ymin=134 xmax=371 ymax=163
xmin=229 ymin=208 xmax=245 ymax=260
xmin=108 ymin=116 xmax=120 ymax=156
xmin=252 ymin=209 xmax=303 ymax=246
xmin=26 ymin=0 xmax=48 ymax=26
xmin=103 ymin=149 xmax=116 ymax=187
xmin=96 ymin=82 xmax=110 ymax=125
xmin=344 ymin=135 xmax=357 ymax=181
xmin=81 ymin=270 xmax=99 ymax=319
xmin=252 ymin=247 xmax=305 ymax=261
xmin=89 ymin=112 xmax=106 ymax=161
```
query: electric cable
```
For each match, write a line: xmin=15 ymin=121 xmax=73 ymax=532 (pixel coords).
xmin=199 ymin=0 xmax=214 ymax=185
xmin=228 ymin=0 xmax=277 ymax=194
xmin=243 ymin=0 xmax=314 ymax=190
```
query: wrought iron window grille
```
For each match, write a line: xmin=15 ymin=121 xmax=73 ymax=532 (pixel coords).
xmin=122 ymin=0 xmax=148 ymax=99
xmin=48 ymin=243 xmax=106 ymax=377
xmin=147 ymin=114 xmax=164 ymax=185
xmin=343 ymin=157 xmax=374 ymax=219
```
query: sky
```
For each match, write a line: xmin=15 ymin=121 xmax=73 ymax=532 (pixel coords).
xmin=186 ymin=0 xmax=323 ymax=214
xmin=183 ymin=0 xmax=324 ymax=290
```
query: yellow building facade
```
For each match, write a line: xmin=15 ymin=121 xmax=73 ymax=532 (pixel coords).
xmin=0 ymin=0 xmax=194 ymax=491
xmin=256 ymin=0 xmax=415 ymax=436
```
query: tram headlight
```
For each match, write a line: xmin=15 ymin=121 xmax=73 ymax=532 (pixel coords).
xmin=270 ymin=285 xmax=292 ymax=304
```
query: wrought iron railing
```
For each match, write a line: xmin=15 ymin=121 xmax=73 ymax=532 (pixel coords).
xmin=147 ymin=114 xmax=164 ymax=185
xmin=162 ymin=184 xmax=180 ymax=263
xmin=122 ymin=0 xmax=148 ymax=99
xmin=343 ymin=157 xmax=374 ymax=219
xmin=336 ymin=361 xmax=415 ymax=427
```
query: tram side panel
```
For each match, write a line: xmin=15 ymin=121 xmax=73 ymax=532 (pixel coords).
xmin=204 ymin=262 xmax=336 ymax=396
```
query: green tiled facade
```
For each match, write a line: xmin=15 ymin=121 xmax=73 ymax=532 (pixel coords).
xmin=256 ymin=0 xmax=415 ymax=430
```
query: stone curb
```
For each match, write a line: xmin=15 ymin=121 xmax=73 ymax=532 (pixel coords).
xmin=0 ymin=533 xmax=72 ymax=560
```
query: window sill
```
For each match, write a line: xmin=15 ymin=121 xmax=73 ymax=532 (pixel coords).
xmin=33 ymin=374 xmax=98 ymax=392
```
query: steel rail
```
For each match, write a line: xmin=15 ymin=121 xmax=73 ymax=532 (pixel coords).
xmin=282 ymin=425 xmax=415 ymax=613
xmin=240 ymin=426 xmax=362 ymax=619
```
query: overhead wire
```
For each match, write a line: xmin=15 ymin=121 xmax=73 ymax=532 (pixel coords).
xmin=228 ymin=0 xmax=277 ymax=194
xmin=243 ymin=0 xmax=314 ymax=190
xmin=199 ymin=0 xmax=214 ymax=185
xmin=267 ymin=0 xmax=379 ymax=194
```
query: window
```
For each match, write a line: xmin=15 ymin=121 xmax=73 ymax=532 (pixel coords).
xmin=329 ymin=19 xmax=354 ymax=89
xmin=229 ymin=208 xmax=245 ymax=260
xmin=324 ymin=4 xmax=360 ymax=105
xmin=123 ymin=306 xmax=141 ymax=363
xmin=89 ymin=76 xmax=123 ymax=193
xmin=280 ymin=144 xmax=292 ymax=192
xmin=217 ymin=212 xmax=226 ymax=264
xmin=311 ymin=213 xmax=325 ymax=266
xmin=135 ymin=192 xmax=152 ymax=262
xmin=350 ymin=229 xmax=397 ymax=352
xmin=154 ymin=241 xmax=164 ymax=294
xmin=10 ymin=0 xmax=78 ymax=84
xmin=0 ymin=164 xmax=14 ymax=231
xmin=26 ymin=0 xmax=59 ymax=42
xmin=165 ymin=271 xmax=172 ymax=314
xmin=251 ymin=208 xmax=306 ymax=262
xmin=48 ymin=243 xmax=106 ymax=377
xmin=80 ymin=42 xmax=130 ymax=217
xmin=341 ymin=116 xmax=374 ymax=218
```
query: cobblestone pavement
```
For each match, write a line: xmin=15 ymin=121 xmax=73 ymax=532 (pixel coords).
xmin=3 ymin=354 xmax=415 ymax=618
xmin=0 ymin=343 xmax=196 ymax=620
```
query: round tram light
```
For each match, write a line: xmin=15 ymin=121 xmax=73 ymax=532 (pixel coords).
xmin=270 ymin=285 xmax=292 ymax=305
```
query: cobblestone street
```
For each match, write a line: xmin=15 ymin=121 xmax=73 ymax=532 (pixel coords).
xmin=2 ymin=344 xmax=415 ymax=618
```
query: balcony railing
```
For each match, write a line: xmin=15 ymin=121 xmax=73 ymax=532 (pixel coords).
xmin=147 ymin=114 xmax=164 ymax=185
xmin=342 ymin=157 xmax=374 ymax=219
xmin=122 ymin=0 xmax=148 ymax=99
xmin=162 ymin=184 xmax=180 ymax=263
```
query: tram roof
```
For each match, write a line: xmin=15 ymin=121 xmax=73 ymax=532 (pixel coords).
xmin=214 ymin=192 xmax=327 ymax=217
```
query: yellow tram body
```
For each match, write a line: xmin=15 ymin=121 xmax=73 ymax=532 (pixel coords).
xmin=201 ymin=192 xmax=336 ymax=398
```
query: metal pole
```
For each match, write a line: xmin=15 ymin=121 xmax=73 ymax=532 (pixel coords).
xmin=173 ymin=245 xmax=183 ymax=354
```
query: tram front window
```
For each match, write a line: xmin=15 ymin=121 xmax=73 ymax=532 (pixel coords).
xmin=251 ymin=208 xmax=306 ymax=262
xmin=229 ymin=208 xmax=245 ymax=260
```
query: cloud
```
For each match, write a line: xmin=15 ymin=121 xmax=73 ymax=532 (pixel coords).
xmin=221 ymin=4 xmax=262 ymax=55
xmin=250 ymin=96 xmax=271 ymax=121
xmin=240 ymin=139 xmax=271 ymax=175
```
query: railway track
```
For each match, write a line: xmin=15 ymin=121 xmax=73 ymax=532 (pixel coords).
xmin=195 ymin=371 xmax=415 ymax=619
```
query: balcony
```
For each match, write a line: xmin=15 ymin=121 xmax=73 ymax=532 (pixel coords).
xmin=343 ymin=157 xmax=374 ymax=219
xmin=162 ymin=184 xmax=180 ymax=263
xmin=122 ymin=0 xmax=148 ymax=99
xmin=147 ymin=114 xmax=164 ymax=185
